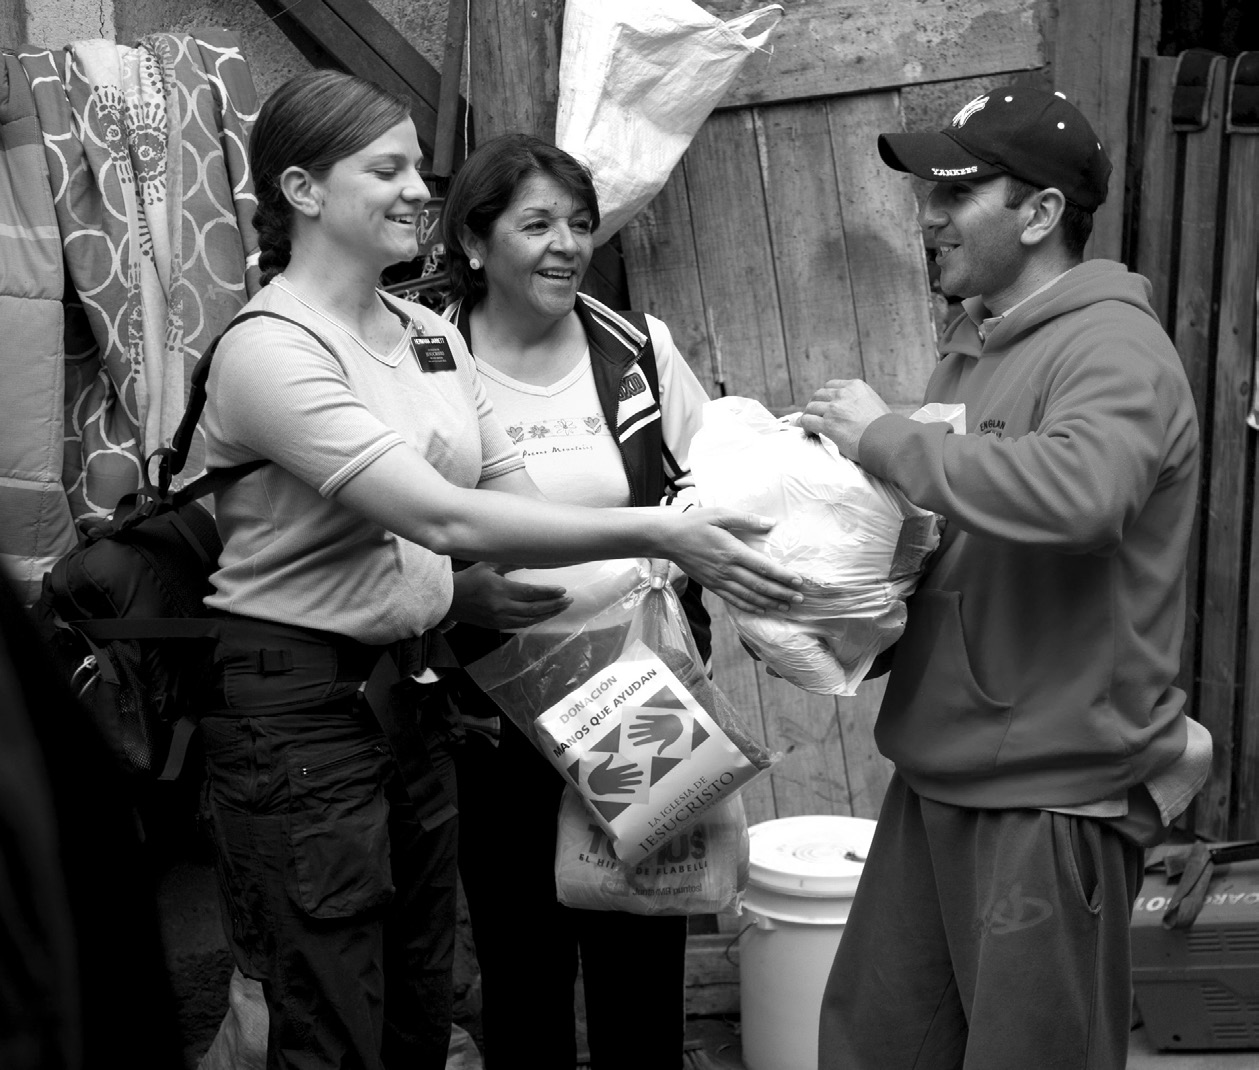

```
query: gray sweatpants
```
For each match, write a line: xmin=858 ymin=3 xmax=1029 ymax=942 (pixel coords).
xmin=818 ymin=773 xmax=1144 ymax=1070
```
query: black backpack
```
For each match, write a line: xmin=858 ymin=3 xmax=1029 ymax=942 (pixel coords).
xmin=32 ymin=310 xmax=334 ymax=782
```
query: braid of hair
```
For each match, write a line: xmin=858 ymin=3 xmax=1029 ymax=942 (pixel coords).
xmin=253 ymin=193 xmax=293 ymax=287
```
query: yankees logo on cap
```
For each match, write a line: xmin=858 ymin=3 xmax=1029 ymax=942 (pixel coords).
xmin=952 ymin=94 xmax=989 ymax=128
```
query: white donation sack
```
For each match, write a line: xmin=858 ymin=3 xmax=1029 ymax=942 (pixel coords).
xmin=554 ymin=787 xmax=749 ymax=915
xmin=690 ymin=397 xmax=964 ymax=695
xmin=556 ymin=0 xmax=783 ymax=242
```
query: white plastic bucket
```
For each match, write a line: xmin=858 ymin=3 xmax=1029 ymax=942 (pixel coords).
xmin=738 ymin=814 xmax=877 ymax=1070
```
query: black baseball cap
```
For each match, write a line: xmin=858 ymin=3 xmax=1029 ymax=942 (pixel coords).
xmin=877 ymin=86 xmax=1112 ymax=210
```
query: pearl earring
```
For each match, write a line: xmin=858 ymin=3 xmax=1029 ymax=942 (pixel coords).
xmin=469 ymin=257 xmax=482 ymax=270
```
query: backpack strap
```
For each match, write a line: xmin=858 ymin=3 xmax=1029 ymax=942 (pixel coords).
xmin=619 ymin=311 xmax=695 ymax=502
xmin=619 ymin=310 xmax=659 ymax=391
xmin=70 ymin=618 xmax=224 ymax=642
xmin=617 ymin=310 xmax=713 ymax=665
xmin=153 ymin=310 xmax=339 ymax=496
xmin=612 ymin=310 xmax=667 ymax=504
xmin=168 ymin=461 xmax=269 ymax=512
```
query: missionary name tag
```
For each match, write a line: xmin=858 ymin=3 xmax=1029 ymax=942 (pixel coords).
xmin=411 ymin=334 xmax=457 ymax=372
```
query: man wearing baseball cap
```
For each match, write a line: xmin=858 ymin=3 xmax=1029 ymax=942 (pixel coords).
xmin=798 ymin=85 xmax=1211 ymax=1069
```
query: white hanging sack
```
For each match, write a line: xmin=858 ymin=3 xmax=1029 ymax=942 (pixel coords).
xmin=556 ymin=0 xmax=783 ymax=243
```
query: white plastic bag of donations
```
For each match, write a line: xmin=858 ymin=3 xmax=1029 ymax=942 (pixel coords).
xmin=689 ymin=397 xmax=965 ymax=696
xmin=554 ymin=786 xmax=749 ymax=915
xmin=555 ymin=0 xmax=783 ymax=243
xmin=464 ymin=559 xmax=776 ymax=866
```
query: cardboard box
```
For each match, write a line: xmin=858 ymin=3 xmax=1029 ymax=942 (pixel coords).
xmin=1131 ymin=857 xmax=1259 ymax=1050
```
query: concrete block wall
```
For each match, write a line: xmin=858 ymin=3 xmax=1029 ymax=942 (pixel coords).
xmin=19 ymin=0 xmax=451 ymax=102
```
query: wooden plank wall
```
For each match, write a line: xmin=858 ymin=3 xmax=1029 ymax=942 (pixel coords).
xmin=1221 ymin=61 xmax=1259 ymax=837
xmin=1132 ymin=53 xmax=1259 ymax=840
xmin=707 ymin=0 xmax=1043 ymax=107
xmin=1049 ymin=0 xmax=1143 ymax=260
xmin=467 ymin=0 xmax=562 ymax=144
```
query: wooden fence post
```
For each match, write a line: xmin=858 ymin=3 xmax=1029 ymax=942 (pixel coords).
xmin=466 ymin=0 xmax=563 ymax=141
xmin=1228 ymin=52 xmax=1259 ymax=836
xmin=1134 ymin=52 xmax=1238 ymax=837
xmin=464 ymin=0 xmax=627 ymax=306
xmin=1135 ymin=51 xmax=1259 ymax=840
xmin=1170 ymin=56 xmax=1230 ymax=834
xmin=1050 ymin=0 xmax=1143 ymax=261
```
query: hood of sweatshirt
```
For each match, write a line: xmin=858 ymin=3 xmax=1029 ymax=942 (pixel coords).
xmin=938 ymin=259 xmax=1162 ymax=360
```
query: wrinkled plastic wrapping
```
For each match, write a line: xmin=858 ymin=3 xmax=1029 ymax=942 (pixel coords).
xmin=557 ymin=1 xmax=783 ymax=242
xmin=554 ymin=787 xmax=749 ymax=915
xmin=465 ymin=560 xmax=776 ymax=865
xmin=690 ymin=397 xmax=963 ymax=695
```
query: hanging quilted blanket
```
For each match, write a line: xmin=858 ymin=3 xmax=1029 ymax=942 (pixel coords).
xmin=0 ymin=51 xmax=77 ymax=602
xmin=2 ymin=29 xmax=259 ymax=604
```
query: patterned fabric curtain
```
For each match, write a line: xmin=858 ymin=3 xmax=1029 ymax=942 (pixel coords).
xmin=1 ymin=29 xmax=259 ymax=602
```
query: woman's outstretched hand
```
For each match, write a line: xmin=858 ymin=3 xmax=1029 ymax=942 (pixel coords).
xmin=665 ymin=508 xmax=802 ymax=615
xmin=447 ymin=562 xmax=572 ymax=630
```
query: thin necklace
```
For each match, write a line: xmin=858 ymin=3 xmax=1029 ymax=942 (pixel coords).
xmin=271 ymin=275 xmax=407 ymax=358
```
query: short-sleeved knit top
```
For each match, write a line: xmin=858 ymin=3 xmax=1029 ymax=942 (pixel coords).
xmin=202 ymin=282 xmax=525 ymax=644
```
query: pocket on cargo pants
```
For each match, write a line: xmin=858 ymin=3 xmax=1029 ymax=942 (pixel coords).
xmin=285 ymin=734 xmax=396 ymax=919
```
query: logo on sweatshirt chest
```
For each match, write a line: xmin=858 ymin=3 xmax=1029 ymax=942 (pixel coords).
xmin=977 ymin=417 xmax=1006 ymax=438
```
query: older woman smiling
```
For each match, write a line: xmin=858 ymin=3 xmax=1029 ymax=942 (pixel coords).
xmin=438 ymin=134 xmax=720 ymax=1070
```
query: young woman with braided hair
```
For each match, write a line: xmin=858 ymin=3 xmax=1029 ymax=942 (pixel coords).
xmin=196 ymin=69 xmax=802 ymax=1070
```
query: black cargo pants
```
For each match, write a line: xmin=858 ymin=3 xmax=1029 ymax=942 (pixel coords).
xmin=199 ymin=615 xmax=458 ymax=1070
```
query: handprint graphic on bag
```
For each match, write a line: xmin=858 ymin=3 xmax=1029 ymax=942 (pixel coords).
xmin=587 ymin=754 xmax=643 ymax=796
xmin=627 ymin=711 xmax=683 ymax=755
